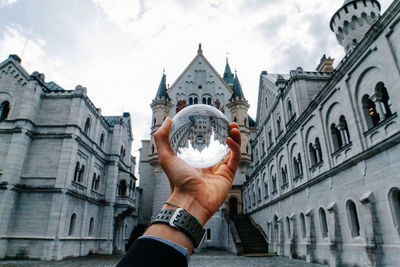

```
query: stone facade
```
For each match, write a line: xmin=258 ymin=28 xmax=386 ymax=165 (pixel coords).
xmin=245 ymin=0 xmax=400 ymax=266
xmin=0 ymin=56 xmax=139 ymax=260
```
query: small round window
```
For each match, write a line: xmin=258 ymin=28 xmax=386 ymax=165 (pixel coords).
xmin=198 ymin=85 xmax=202 ymax=89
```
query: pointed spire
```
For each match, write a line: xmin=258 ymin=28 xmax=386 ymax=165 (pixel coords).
xmin=198 ymin=43 xmax=203 ymax=54
xmin=231 ymin=72 xmax=245 ymax=100
xmin=155 ymin=71 xmax=170 ymax=100
xmin=223 ymin=57 xmax=234 ymax=87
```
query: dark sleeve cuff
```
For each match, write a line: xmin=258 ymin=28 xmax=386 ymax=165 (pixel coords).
xmin=117 ymin=237 xmax=188 ymax=267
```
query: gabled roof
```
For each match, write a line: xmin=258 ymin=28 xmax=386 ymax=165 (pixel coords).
xmin=168 ymin=46 xmax=233 ymax=94
xmin=0 ymin=54 xmax=30 ymax=81
xmin=155 ymin=73 xmax=170 ymax=100
xmin=230 ymin=73 xmax=245 ymax=100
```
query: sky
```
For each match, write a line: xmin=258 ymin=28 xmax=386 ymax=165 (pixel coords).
xmin=0 ymin=0 xmax=393 ymax=174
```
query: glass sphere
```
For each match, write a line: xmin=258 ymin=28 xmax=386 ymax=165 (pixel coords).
xmin=169 ymin=104 xmax=230 ymax=168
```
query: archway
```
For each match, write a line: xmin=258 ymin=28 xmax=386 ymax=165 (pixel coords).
xmin=229 ymin=197 xmax=238 ymax=215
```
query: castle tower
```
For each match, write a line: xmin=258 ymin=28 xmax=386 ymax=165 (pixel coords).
xmin=226 ymin=72 xmax=252 ymax=168
xmin=149 ymin=72 xmax=173 ymax=165
xmin=223 ymin=58 xmax=235 ymax=88
xmin=330 ymin=0 xmax=381 ymax=54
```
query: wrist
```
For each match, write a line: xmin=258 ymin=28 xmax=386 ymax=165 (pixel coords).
xmin=165 ymin=194 xmax=210 ymax=227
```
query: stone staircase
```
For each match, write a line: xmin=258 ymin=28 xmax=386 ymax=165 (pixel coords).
xmin=230 ymin=214 xmax=269 ymax=255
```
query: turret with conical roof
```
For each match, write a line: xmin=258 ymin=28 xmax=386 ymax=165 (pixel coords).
xmin=223 ymin=59 xmax=234 ymax=88
xmin=231 ymin=72 xmax=245 ymax=100
xmin=149 ymin=71 xmax=173 ymax=162
xmin=154 ymin=72 xmax=170 ymax=101
xmin=330 ymin=0 xmax=381 ymax=54
xmin=227 ymin=70 xmax=251 ymax=166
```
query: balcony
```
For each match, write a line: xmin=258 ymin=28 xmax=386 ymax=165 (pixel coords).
xmin=116 ymin=195 xmax=136 ymax=210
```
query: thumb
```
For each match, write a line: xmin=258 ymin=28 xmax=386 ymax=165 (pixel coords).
xmin=154 ymin=117 xmax=174 ymax=161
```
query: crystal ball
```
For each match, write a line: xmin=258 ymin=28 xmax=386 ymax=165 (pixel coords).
xmin=169 ymin=104 xmax=230 ymax=168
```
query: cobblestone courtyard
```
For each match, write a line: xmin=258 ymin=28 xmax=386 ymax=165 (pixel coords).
xmin=0 ymin=249 xmax=326 ymax=267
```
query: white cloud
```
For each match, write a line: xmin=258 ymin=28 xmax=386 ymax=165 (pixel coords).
xmin=93 ymin=0 xmax=141 ymax=29
xmin=0 ymin=24 xmax=63 ymax=82
xmin=0 ymin=0 xmax=17 ymax=8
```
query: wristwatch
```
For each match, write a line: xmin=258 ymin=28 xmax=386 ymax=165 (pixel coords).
xmin=152 ymin=208 xmax=205 ymax=248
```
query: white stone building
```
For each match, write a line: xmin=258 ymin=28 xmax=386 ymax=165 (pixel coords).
xmin=245 ymin=0 xmax=400 ymax=266
xmin=0 ymin=55 xmax=139 ymax=260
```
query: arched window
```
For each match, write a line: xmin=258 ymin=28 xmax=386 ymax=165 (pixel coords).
xmin=277 ymin=116 xmax=282 ymax=134
xmin=91 ymin=173 xmax=97 ymax=190
xmin=119 ymin=180 xmax=127 ymax=196
xmin=293 ymin=157 xmax=299 ymax=176
xmin=0 ymin=101 xmax=10 ymax=122
xmin=189 ymin=97 xmax=193 ymax=105
xmin=297 ymin=154 xmax=303 ymax=174
xmin=74 ymin=162 xmax=80 ymax=181
xmin=69 ymin=213 xmax=76 ymax=236
xmin=207 ymin=228 xmax=211 ymax=240
xmin=287 ymin=100 xmax=293 ymax=119
xmin=151 ymin=145 xmax=155 ymax=154
xmin=331 ymin=123 xmax=343 ymax=151
xmin=207 ymin=97 xmax=211 ymax=105
xmin=319 ymin=208 xmax=328 ymax=238
xmin=300 ymin=213 xmax=306 ymax=238
xmin=95 ymin=175 xmax=100 ymax=191
xmin=362 ymin=94 xmax=380 ymax=129
xmin=261 ymin=141 xmax=265 ymax=155
xmin=88 ymin=217 xmax=94 ymax=236
xmin=263 ymin=173 xmax=268 ymax=197
xmin=234 ymin=117 xmax=237 ymax=123
xmin=244 ymin=118 xmax=247 ymax=127
xmin=202 ymin=97 xmax=207 ymax=104
xmin=309 ymin=143 xmax=317 ymax=166
xmin=194 ymin=97 xmax=198 ymax=104
xmin=375 ymin=82 xmax=392 ymax=119
xmin=257 ymin=180 xmax=262 ymax=201
xmin=339 ymin=116 xmax=351 ymax=145
xmin=286 ymin=217 xmax=291 ymax=238
xmin=84 ymin=117 xmax=91 ymax=135
xmin=100 ymin=133 xmax=105 ymax=148
xmin=315 ymin=138 xmax=323 ymax=163
xmin=272 ymin=175 xmax=277 ymax=193
xmin=268 ymin=130 xmax=273 ymax=146
xmin=346 ymin=200 xmax=360 ymax=237
xmin=281 ymin=165 xmax=288 ymax=186
xmin=389 ymin=188 xmax=400 ymax=232
xmin=78 ymin=165 xmax=85 ymax=183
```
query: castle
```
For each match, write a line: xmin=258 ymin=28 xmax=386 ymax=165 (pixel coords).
xmin=0 ymin=56 xmax=139 ymax=259
xmin=140 ymin=0 xmax=400 ymax=266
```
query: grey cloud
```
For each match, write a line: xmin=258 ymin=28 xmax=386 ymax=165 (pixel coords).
xmin=258 ymin=15 xmax=287 ymax=38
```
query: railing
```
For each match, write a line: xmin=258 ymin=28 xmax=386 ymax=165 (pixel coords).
xmin=116 ymin=195 xmax=136 ymax=208
xmin=222 ymin=209 xmax=243 ymax=255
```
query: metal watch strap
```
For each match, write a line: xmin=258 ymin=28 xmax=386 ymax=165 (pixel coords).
xmin=152 ymin=208 xmax=205 ymax=248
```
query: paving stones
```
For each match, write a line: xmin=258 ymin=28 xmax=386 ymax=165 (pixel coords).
xmin=0 ymin=249 xmax=326 ymax=267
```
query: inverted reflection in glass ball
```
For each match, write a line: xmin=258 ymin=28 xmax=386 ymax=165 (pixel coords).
xmin=169 ymin=104 xmax=230 ymax=168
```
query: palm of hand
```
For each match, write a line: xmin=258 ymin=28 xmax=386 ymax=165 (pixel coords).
xmin=154 ymin=117 xmax=241 ymax=225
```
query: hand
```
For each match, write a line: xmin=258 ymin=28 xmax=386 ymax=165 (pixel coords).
xmin=154 ymin=117 xmax=242 ymax=226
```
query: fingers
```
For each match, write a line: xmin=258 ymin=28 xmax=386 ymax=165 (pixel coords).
xmin=226 ymin=123 xmax=241 ymax=172
xmin=154 ymin=117 xmax=175 ymax=163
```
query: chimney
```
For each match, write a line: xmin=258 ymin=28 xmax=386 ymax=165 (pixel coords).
xmin=316 ymin=54 xmax=334 ymax=73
